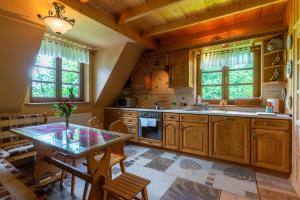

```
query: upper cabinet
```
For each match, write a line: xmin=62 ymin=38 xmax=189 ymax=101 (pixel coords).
xmin=168 ymin=49 xmax=193 ymax=88
xmin=130 ymin=49 xmax=193 ymax=89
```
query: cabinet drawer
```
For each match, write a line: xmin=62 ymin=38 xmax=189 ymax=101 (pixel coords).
xmin=122 ymin=117 xmax=138 ymax=125
xmin=163 ymin=113 xmax=179 ymax=121
xmin=180 ymin=114 xmax=208 ymax=123
xmin=122 ymin=111 xmax=138 ymax=118
xmin=127 ymin=125 xmax=138 ymax=133
xmin=251 ymin=119 xmax=291 ymax=131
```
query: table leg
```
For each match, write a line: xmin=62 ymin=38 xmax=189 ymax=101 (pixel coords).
xmin=33 ymin=143 xmax=58 ymax=185
xmin=86 ymin=148 xmax=111 ymax=200
xmin=71 ymin=159 xmax=77 ymax=196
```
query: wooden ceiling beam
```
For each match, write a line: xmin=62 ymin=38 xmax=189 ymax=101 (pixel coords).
xmin=119 ymin=0 xmax=183 ymax=23
xmin=157 ymin=21 xmax=287 ymax=53
xmin=141 ymin=0 xmax=288 ymax=37
xmin=58 ymin=0 xmax=157 ymax=50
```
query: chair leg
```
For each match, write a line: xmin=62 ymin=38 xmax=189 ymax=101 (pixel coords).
xmin=141 ymin=188 xmax=148 ymax=200
xmin=120 ymin=161 xmax=125 ymax=174
xmin=82 ymin=181 xmax=89 ymax=200
xmin=108 ymin=167 xmax=112 ymax=180
xmin=103 ymin=189 xmax=108 ymax=200
xmin=60 ymin=156 xmax=67 ymax=186
xmin=71 ymin=159 xmax=77 ymax=196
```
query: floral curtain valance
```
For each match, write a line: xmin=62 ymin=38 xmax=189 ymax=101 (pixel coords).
xmin=201 ymin=46 xmax=253 ymax=70
xmin=38 ymin=39 xmax=90 ymax=64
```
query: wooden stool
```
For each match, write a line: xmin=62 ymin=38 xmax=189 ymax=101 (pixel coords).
xmin=103 ymin=172 xmax=150 ymax=200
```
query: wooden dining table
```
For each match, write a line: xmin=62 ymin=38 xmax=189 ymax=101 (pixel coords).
xmin=10 ymin=122 xmax=132 ymax=200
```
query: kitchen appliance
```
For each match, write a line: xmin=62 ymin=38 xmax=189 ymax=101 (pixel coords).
xmin=138 ymin=111 xmax=163 ymax=141
xmin=115 ymin=97 xmax=137 ymax=107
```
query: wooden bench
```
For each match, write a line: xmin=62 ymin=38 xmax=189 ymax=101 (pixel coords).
xmin=0 ymin=113 xmax=47 ymax=163
xmin=0 ymin=158 xmax=36 ymax=199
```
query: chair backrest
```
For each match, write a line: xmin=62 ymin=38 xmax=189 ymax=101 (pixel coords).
xmin=109 ymin=120 xmax=128 ymax=134
xmin=87 ymin=117 xmax=103 ymax=129
xmin=0 ymin=113 xmax=47 ymax=143
xmin=108 ymin=120 xmax=129 ymax=156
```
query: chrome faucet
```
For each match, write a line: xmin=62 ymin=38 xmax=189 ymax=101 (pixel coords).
xmin=154 ymin=101 xmax=168 ymax=110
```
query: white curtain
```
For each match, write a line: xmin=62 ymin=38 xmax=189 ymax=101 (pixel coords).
xmin=201 ymin=47 xmax=253 ymax=70
xmin=38 ymin=39 xmax=90 ymax=64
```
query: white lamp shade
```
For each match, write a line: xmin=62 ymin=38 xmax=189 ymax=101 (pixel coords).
xmin=44 ymin=16 xmax=73 ymax=35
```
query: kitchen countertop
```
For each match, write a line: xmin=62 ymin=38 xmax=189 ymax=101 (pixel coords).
xmin=105 ymin=107 xmax=292 ymax=120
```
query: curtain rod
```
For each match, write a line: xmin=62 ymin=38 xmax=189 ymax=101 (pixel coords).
xmin=202 ymin=44 xmax=252 ymax=54
xmin=44 ymin=33 xmax=91 ymax=51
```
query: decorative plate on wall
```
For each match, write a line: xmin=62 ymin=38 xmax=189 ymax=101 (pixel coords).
xmin=285 ymin=96 xmax=292 ymax=110
xmin=287 ymin=35 xmax=293 ymax=49
xmin=286 ymin=60 xmax=292 ymax=79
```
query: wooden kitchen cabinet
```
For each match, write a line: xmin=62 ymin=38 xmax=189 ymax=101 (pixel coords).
xmin=251 ymin=129 xmax=290 ymax=173
xmin=180 ymin=122 xmax=208 ymax=156
xmin=104 ymin=109 xmax=122 ymax=129
xmin=163 ymin=121 xmax=179 ymax=150
xmin=168 ymin=49 xmax=192 ymax=88
xmin=209 ymin=116 xmax=250 ymax=164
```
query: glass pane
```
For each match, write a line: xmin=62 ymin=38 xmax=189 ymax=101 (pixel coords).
xmin=229 ymin=63 xmax=253 ymax=70
xmin=35 ymin=55 xmax=54 ymax=68
xmin=229 ymin=85 xmax=253 ymax=99
xmin=32 ymin=67 xmax=56 ymax=82
xmin=201 ymin=65 xmax=222 ymax=72
xmin=62 ymin=59 xmax=79 ymax=71
xmin=202 ymin=72 xmax=222 ymax=85
xmin=229 ymin=69 xmax=253 ymax=84
xmin=202 ymin=86 xmax=222 ymax=99
xmin=62 ymin=84 xmax=80 ymax=98
xmin=32 ymin=82 xmax=56 ymax=97
xmin=62 ymin=71 xmax=80 ymax=84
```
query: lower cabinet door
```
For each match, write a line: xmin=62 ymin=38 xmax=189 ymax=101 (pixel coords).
xmin=251 ymin=129 xmax=290 ymax=173
xmin=209 ymin=116 xmax=250 ymax=164
xmin=163 ymin=121 xmax=179 ymax=150
xmin=180 ymin=122 xmax=208 ymax=156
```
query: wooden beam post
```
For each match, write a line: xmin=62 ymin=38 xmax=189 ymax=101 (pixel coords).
xmin=58 ymin=0 xmax=157 ymax=50
xmin=119 ymin=0 xmax=183 ymax=23
xmin=141 ymin=0 xmax=288 ymax=37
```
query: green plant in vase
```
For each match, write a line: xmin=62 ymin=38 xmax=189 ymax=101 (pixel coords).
xmin=52 ymin=101 xmax=77 ymax=129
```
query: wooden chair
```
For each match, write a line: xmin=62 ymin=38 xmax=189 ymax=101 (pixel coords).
xmin=82 ymin=120 xmax=129 ymax=199
xmin=103 ymin=172 xmax=150 ymax=200
xmin=87 ymin=117 xmax=103 ymax=129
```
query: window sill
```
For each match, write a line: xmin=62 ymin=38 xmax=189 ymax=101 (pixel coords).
xmin=25 ymin=102 xmax=92 ymax=106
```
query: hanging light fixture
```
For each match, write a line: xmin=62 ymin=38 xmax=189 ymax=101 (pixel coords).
xmin=38 ymin=2 xmax=75 ymax=35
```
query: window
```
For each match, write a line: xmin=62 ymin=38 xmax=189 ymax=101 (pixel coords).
xmin=199 ymin=46 xmax=255 ymax=102
xmin=31 ymin=54 xmax=83 ymax=102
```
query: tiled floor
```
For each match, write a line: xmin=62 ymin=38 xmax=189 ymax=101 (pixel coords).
xmin=21 ymin=144 xmax=300 ymax=200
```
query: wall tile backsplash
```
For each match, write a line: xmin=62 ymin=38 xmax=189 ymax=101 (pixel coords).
xmin=120 ymin=71 xmax=195 ymax=108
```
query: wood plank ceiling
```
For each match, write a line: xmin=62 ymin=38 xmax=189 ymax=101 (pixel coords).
xmin=62 ymin=0 xmax=289 ymax=51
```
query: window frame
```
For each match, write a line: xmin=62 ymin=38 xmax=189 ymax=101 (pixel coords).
xmin=30 ymin=56 xmax=84 ymax=103
xmin=196 ymin=49 xmax=260 ymax=105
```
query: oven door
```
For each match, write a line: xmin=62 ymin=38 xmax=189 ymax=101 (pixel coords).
xmin=138 ymin=118 xmax=162 ymax=140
